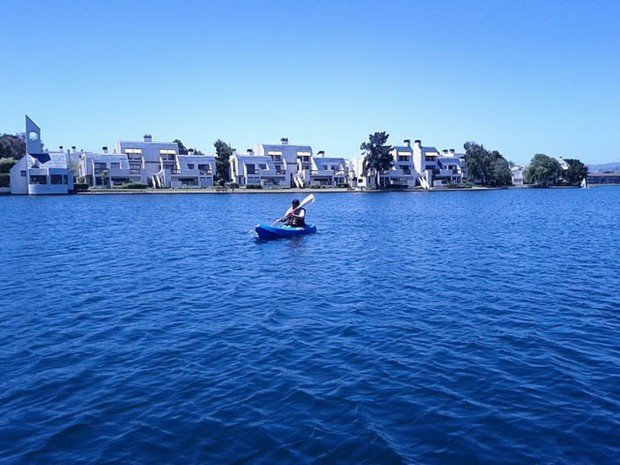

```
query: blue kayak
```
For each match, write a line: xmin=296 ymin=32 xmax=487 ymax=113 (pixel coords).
xmin=255 ymin=223 xmax=317 ymax=240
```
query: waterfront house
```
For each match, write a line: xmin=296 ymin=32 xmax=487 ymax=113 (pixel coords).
xmin=347 ymin=158 xmax=371 ymax=189
xmin=385 ymin=140 xmax=417 ymax=188
xmin=413 ymin=139 xmax=440 ymax=188
xmin=256 ymin=138 xmax=312 ymax=188
xmin=307 ymin=151 xmax=349 ymax=187
xmin=511 ymin=165 xmax=525 ymax=186
xmin=587 ymin=171 xmax=620 ymax=185
xmin=172 ymin=153 xmax=215 ymax=188
xmin=116 ymin=135 xmax=180 ymax=187
xmin=79 ymin=150 xmax=136 ymax=187
xmin=229 ymin=150 xmax=284 ymax=187
xmin=434 ymin=149 xmax=465 ymax=186
xmin=10 ymin=116 xmax=74 ymax=195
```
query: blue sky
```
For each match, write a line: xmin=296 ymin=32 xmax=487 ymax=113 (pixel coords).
xmin=1 ymin=0 xmax=618 ymax=164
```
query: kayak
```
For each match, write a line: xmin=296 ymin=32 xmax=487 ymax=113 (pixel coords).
xmin=255 ymin=223 xmax=317 ymax=240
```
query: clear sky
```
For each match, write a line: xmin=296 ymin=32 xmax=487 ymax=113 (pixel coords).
xmin=1 ymin=0 xmax=618 ymax=164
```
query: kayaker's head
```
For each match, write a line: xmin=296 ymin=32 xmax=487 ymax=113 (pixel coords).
xmin=292 ymin=199 xmax=300 ymax=208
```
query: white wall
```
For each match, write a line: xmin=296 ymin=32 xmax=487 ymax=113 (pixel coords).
xmin=9 ymin=157 xmax=28 ymax=194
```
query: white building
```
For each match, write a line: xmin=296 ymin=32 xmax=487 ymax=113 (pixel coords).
xmin=229 ymin=150 xmax=285 ymax=188
xmin=511 ymin=165 xmax=525 ymax=186
xmin=306 ymin=151 xmax=349 ymax=187
xmin=10 ymin=116 xmax=74 ymax=195
xmin=434 ymin=149 xmax=465 ymax=186
xmin=385 ymin=140 xmax=417 ymax=188
xmin=115 ymin=135 xmax=214 ymax=188
xmin=347 ymin=158 xmax=372 ymax=189
xmin=79 ymin=151 xmax=137 ymax=187
xmin=116 ymin=135 xmax=179 ymax=187
xmin=256 ymin=138 xmax=311 ymax=188
xmin=412 ymin=139 xmax=441 ymax=189
xmin=172 ymin=153 xmax=215 ymax=188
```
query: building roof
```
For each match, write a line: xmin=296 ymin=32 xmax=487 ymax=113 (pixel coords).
xmin=314 ymin=157 xmax=346 ymax=170
xmin=421 ymin=146 xmax=440 ymax=155
xmin=392 ymin=146 xmax=413 ymax=153
xmin=27 ymin=151 xmax=68 ymax=169
xmin=83 ymin=153 xmax=128 ymax=162
xmin=437 ymin=156 xmax=463 ymax=165
xmin=259 ymin=143 xmax=313 ymax=164
xmin=177 ymin=154 xmax=215 ymax=163
xmin=116 ymin=139 xmax=179 ymax=163
xmin=234 ymin=155 xmax=277 ymax=169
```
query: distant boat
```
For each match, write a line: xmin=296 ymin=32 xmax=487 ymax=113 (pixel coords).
xmin=581 ymin=178 xmax=589 ymax=188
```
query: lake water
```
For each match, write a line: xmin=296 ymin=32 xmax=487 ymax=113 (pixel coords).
xmin=0 ymin=188 xmax=619 ymax=464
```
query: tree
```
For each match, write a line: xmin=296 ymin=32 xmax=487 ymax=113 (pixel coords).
xmin=214 ymin=139 xmax=233 ymax=185
xmin=524 ymin=154 xmax=562 ymax=187
xmin=463 ymin=142 xmax=512 ymax=186
xmin=562 ymin=158 xmax=588 ymax=185
xmin=173 ymin=139 xmax=188 ymax=155
xmin=360 ymin=131 xmax=393 ymax=188
xmin=489 ymin=156 xmax=512 ymax=187
xmin=0 ymin=133 xmax=26 ymax=159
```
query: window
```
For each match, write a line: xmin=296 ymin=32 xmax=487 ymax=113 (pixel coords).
xmin=259 ymin=164 xmax=267 ymax=170
xmin=111 ymin=162 xmax=120 ymax=169
xmin=51 ymin=174 xmax=64 ymax=185
xmin=160 ymin=149 xmax=176 ymax=155
xmin=124 ymin=148 xmax=142 ymax=154
xmin=29 ymin=175 xmax=47 ymax=185
xmin=95 ymin=162 xmax=107 ymax=170
xmin=198 ymin=164 xmax=211 ymax=173
xmin=398 ymin=156 xmax=409 ymax=162
xmin=246 ymin=164 xmax=256 ymax=174
xmin=21 ymin=170 xmax=26 ymax=177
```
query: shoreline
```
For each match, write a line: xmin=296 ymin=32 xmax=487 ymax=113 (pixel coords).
xmin=76 ymin=186 xmax=508 ymax=195
xmin=4 ymin=185 xmax=616 ymax=196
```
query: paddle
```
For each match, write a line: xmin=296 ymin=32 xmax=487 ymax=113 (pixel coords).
xmin=273 ymin=194 xmax=315 ymax=225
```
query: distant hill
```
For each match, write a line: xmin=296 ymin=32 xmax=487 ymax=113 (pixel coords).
xmin=587 ymin=162 xmax=620 ymax=172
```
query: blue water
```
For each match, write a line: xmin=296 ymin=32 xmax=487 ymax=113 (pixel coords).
xmin=0 ymin=188 xmax=619 ymax=464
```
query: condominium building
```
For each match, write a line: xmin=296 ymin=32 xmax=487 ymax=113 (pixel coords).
xmin=306 ymin=151 xmax=349 ymax=187
xmin=172 ymin=153 xmax=215 ymax=188
xmin=114 ymin=136 xmax=214 ymax=188
xmin=386 ymin=140 xmax=417 ymax=187
xmin=229 ymin=150 xmax=284 ymax=187
xmin=511 ymin=165 xmax=525 ymax=186
xmin=79 ymin=150 xmax=137 ymax=187
xmin=435 ymin=149 xmax=465 ymax=186
xmin=256 ymin=138 xmax=312 ymax=188
xmin=116 ymin=135 xmax=179 ymax=187
xmin=413 ymin=139 xmax=440 ymax=188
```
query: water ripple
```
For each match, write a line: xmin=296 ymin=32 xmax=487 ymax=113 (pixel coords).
xmin=0 ymin=189 xmax=619 ymax=464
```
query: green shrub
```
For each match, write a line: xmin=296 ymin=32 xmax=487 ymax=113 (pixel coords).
xmin=246 ymin=184 xmax=263 ymax=189
xmin=0 ymin=173 xmax=9 ymax=187
xmin=74 ymin=183 xmax=89 ymax=191
xmin=0 ymin=158 xmax=17 ymax=174
xmin=225 ymin=182 xmax=239 ymax=189
xmin=121 ymin=183 xmax=148 ymax=189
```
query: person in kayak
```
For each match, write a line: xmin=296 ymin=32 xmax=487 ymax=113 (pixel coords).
xmin=281 ymin=199 xmax=306 ymax=227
